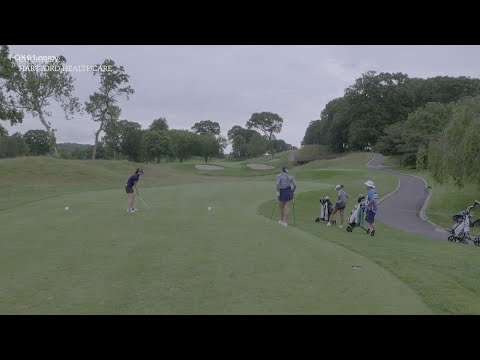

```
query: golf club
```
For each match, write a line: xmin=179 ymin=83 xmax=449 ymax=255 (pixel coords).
xmin=136 ymin=190 xmax=150 ymax=210
xmin=270 ymin=197 xmax=277 ymax=221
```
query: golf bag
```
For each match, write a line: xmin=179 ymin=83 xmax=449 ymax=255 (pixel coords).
xmin=315 ymin=196 xmax=335 ymax=224
xmin=448 ymin=200 xmax=480 ymax=246
xmin=346 ymin=194 xmax=366 ymax=232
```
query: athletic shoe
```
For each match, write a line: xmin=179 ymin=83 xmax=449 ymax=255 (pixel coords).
xmin=327 ymin=222 xmax=332 ymax=227
xmin=367 ymin=229 xmax=371 ymax=235
xmin=278 ymin=220 xmax=283 ymax=225
xmin=370 ymin=230 xmax=375 ymax=237
xmin=282 ymin=222 xmax=288 ymax=227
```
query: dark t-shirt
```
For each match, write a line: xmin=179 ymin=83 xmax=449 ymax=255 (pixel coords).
xmin=126 ymin=174 xmax=140 ymax=188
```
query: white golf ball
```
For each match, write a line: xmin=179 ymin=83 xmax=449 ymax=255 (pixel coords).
xmin=65 ymin=206 xmax=69 ymax=211
xmin=208 ymin=207 xmax=212 ymax=211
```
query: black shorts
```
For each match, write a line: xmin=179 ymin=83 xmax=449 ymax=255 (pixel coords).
xmin=125 ymin=186 xmax=134 ymax=194
xmin=335 ymin=201 xmax=346 ymax=210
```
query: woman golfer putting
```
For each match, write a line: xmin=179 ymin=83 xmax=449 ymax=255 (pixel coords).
xmin=276 ymin=165 xmax=297 ymax=227
xmin=327 ymin=184 xmax=349 ymax=228
xmin=125 ymin=168 xmax=144 ymax=213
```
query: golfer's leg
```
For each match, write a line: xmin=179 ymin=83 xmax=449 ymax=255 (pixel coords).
xmin=340 ymin=209 xmax=344 ymax=225
xmin=283 ymin=201 xmax=290 ymax=223
xmin=279 ymin=202 xmax=284 ymax=222
xmin=128 ymin=193 xmax=133 ymax=209
xmin=329 ymin=208 xmax=337 ymax=223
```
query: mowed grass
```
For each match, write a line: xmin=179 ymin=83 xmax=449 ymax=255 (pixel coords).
xmin=260 ymin=190 xmax=480 ymax=314
xmin=2 ymin=151 xmax=480 ymax=314
xmin=0 ymin=180 xmax=430 ymax=314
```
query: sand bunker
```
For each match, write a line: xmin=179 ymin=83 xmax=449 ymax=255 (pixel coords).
xmin=246 ymin=163 xmax=275 ymax=170
xmin=195 ymin=164 xmax=224 ymax=170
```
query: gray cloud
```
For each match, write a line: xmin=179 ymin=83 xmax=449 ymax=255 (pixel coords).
xmin=6 ymin=45 xmax=480 ymax=149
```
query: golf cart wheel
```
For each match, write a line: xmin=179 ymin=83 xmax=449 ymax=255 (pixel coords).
xmin=346 ymin=226 xmax=352 ymax=232
xmin=448 ymin=235 xmax=455 ymax=242
xmin=315 ymin=217 xmax=320 ymax=223
xmin=473 ymin=238 xmax=480 ymax=247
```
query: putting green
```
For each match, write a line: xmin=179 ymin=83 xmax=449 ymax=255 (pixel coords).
xmin=0 ymin=180 xmax=431 ymax=314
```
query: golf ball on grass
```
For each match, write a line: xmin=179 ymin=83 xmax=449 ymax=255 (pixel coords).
xmin=208 ymin=207 xmax=212 ymax=211
xmin=65 ymin=206 xmax=69 ymax=211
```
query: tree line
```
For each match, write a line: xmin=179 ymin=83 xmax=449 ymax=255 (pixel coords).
xmin=303 ymin=71 xmax=480 ymax=186
xmin=1 ymin=45 xmax=294 ymax=162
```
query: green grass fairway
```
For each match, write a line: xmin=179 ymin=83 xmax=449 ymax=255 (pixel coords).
xmin=0 ymin=180 xmax=430 ymax=314
xmin=2 ymin=151 xmax=480 ymax=314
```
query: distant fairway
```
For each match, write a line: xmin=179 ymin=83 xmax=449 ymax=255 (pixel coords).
xmin=1 ymin=152 xmax=480 ymax=314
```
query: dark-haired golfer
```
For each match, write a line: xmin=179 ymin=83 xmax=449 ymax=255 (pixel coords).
xmin=125 ymin=168 xmax=144 ymax=213
xmin=276 ymin=165 xmax=297 ymax=227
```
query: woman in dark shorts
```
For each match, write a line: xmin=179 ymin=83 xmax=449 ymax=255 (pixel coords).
xmin=327 ymin=184 xmax=349 ymax=228
xmin=276 ymin=165 xmax=297 ymax=227
xmin=125 ymin=168 xmax=144 ymax=213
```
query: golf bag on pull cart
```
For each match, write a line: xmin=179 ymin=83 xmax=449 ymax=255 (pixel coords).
xmin=448 ymin=200 xmax=480 ymax=246
xmin=315 ymin=196 xmax=335 ymax=224
xmin=346 ymin=194 xmax=367 ymax=232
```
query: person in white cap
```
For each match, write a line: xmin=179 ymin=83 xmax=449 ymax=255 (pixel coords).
xmin=327 ymin=184 xmax=349 ymax=228
xmin=364 ymin=180 xmax=378 ymax=236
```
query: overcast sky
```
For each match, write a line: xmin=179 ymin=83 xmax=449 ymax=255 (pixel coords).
xmin=6 ymin=45 xmax=480 ymax=149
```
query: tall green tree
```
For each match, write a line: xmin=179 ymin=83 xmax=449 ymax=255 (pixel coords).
xmin=272 ymin=139 xmax=290 ymax=153
xmin=169 ymin=130 xmax=196 ymax=163
xmin=246 ymin=133 xmax=268 ymax=157
xmin=232 ymin=134 xmax=247 ymax=158
xmin=0 ymin=123 xmax=8 ymax=137
xmin=0 ymin=132 xmax=29 ymax=158
xmin=302 ymin=119 xmax=324 ymax=146
xmin=428 ymin=96 xmax=480 ymax=187
xmin=85 ymin=59 xmax=134 ymax=160
xmin=246 ymin=112 xmax=283 ymax=158
xmin=4 ymin=52 xmax=81 ymax=157
xmin=191 ymin=120 xmax=220 ymax=135
xmin=195 ymin=133 xmax=220 ymax=163
xmin=23 ymin=129 xmax=51 ymax=155
xmin=0 ymin=45 xmax=24 ymax=125
xmin=149 ymin=117 xmax=169 ymax=132
xmin=117 ymin=120 xmax=143 ymax=162
xmin=227 ymin=125 xmax=258 ymax=143
xmin=102 ymin=119 xmax=122 ymax=160
xmin=142 ymin=130 xmax=171 ymax=163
